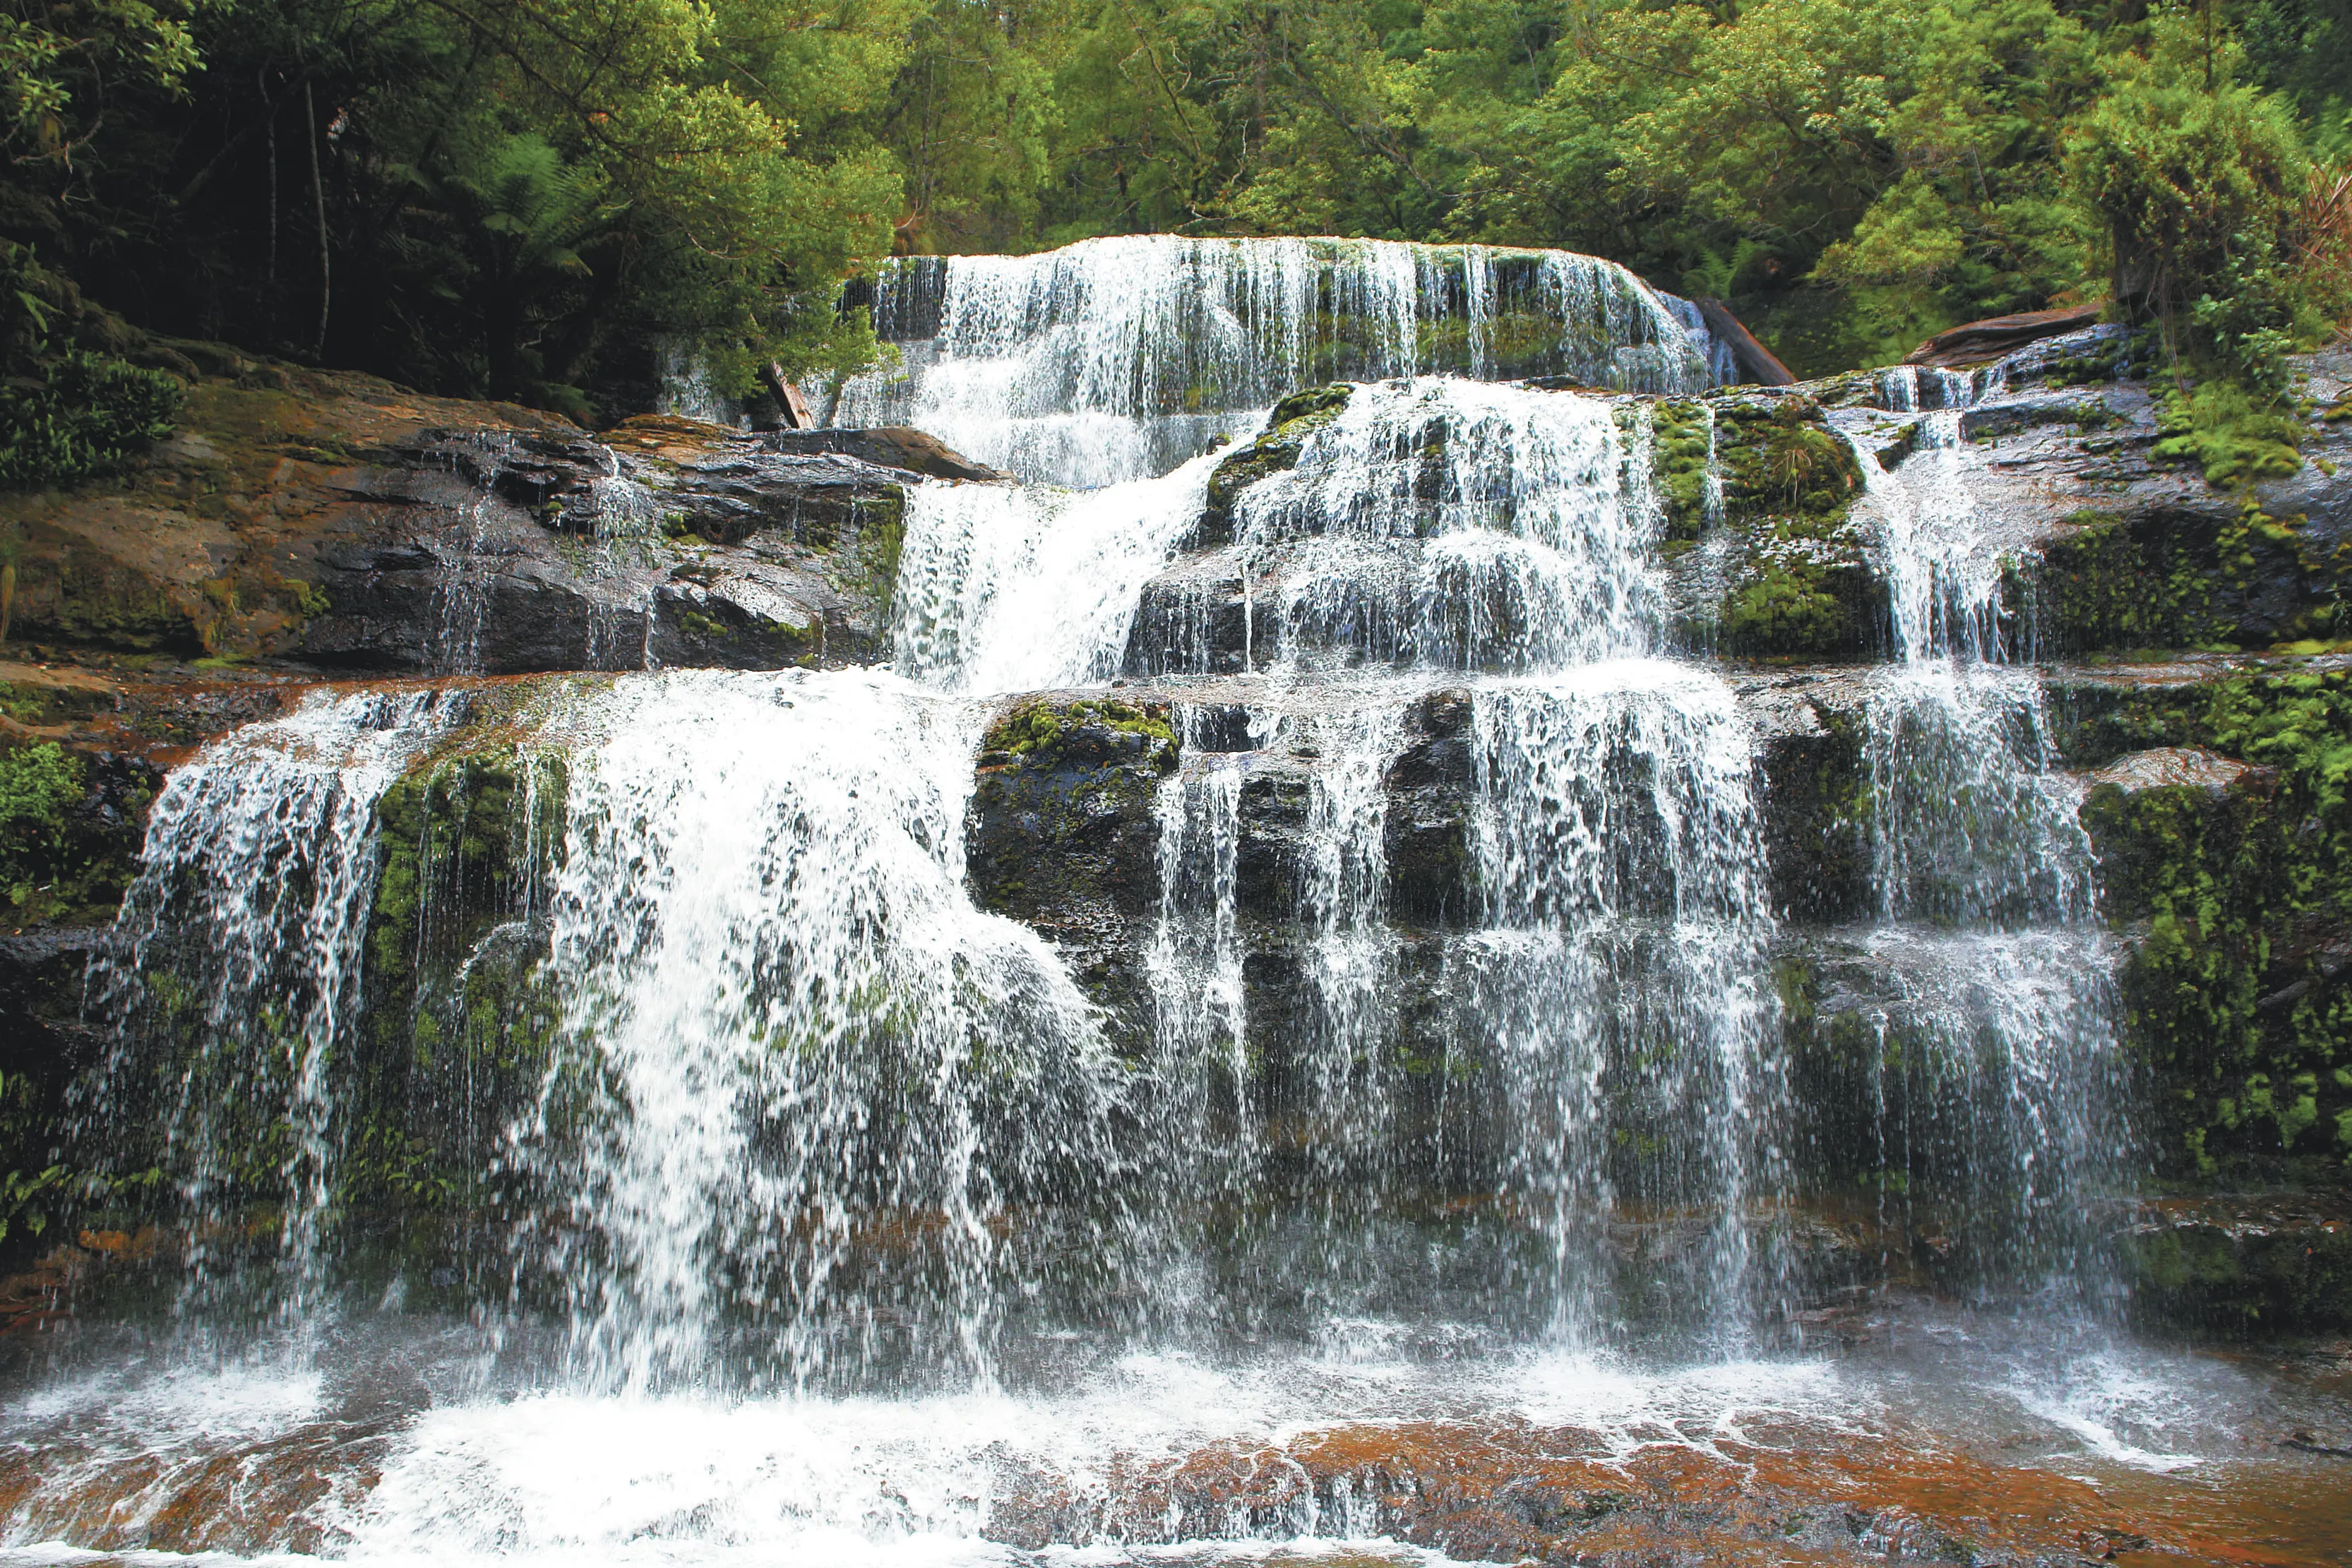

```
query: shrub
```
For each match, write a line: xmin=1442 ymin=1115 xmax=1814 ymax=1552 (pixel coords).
xmin=0 ymin=349 xmax=183 ymax=490
xmin=0 ymin=741 xmax=83 ymax=907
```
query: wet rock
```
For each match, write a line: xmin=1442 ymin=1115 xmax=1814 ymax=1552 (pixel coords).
xmin=0 ymin=924 xmax=112 ymax=1271
xmin=965 ymin=697 xmax=1178 ymax=946
xmin=1195 ymin=383 xmax=1352 ymax=548
xmin=1383 ymin=686 xmax=1476 ymax=924
xmin=2120 ymin=1192 xmax=2352 ymax=1334
xmin=301 ymin=416 xmax=915 ymax=672
xmin=758 ymin=426 xmax=1010 ymax=482
xmin=0 ymin=361 xmax=953 ymax=675
xmin=1123 ymin=549 xmax=1253 ymax=676
xmin=2086 ymin=745 xmax=2267 ymax=796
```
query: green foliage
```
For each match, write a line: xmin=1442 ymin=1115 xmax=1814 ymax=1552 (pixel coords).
xmin=0 ymin=347 xmax=183 ymax=489
xmin=0 ymin=740 xmax=81 ymax=907
xmin=0 ymin=241 xmax=181 ymax=488
xmin=1681 ymin=240 xmax=1766 ymax=304
xmin=2060 ymin=11 xmax=2341 ymax=431
xmin=0 ymin=0 xmax=201 ymax=164
xmin=0 ymin=1159 xmax=66 ymax=1245
xmin=5 ymin=0 xmax=2351 ymax=407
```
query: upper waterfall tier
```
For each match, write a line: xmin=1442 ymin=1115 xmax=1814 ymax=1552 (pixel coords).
xmin=825 ymin=236 xmax=1733 ymax=488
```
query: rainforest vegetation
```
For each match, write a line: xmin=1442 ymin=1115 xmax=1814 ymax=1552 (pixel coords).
xmin=0 ymin=0 xmax=2346 ymax=432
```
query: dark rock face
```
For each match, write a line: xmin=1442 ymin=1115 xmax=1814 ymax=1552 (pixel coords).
xmin=965 ymin=698 xmax=1179 ymax=1046
xmin=1194 ymin=383 xmax=1353 ymax=549
xmin=2120 ymin=1191 xmax=2352 ymax=1334
xmin=1381 ymin=688 xmax=1476 ymax=925
xmin=299 ymin=417 xmax=920 ymax=674
xmin=0 ymin=369 xmax=975 ymax=679
xmin=0 ymin=924 xmax=109 ymax=1268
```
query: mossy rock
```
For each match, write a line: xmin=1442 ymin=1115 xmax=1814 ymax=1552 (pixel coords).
xmin=1198 ymin=384 xmax=1354 ymax=547
xmin=979 ymin=697 xmax=1177 ymax=771
xmin=352 ymin=743 xmax=568 ymax=1228
xmin=1709 ymin=393 xmax=1866 ymax=526
xmin=1671 ymin=390 xmax=1880 ymax=660
xmin=969 ymin=698 xmax=1178 ymax=929
xmin=2033 ymin=505 xmax=2345 ymax=655
xmin=2123 ymin=1206 xmax=2352 ymax=1336
xmin=0 ymin=739 xmax=154 ymax=927
xmin=1645 ymin=398 xmax=1715 ymax=542
xmin=2073 ymin=671 xmax=2352 ymax=1182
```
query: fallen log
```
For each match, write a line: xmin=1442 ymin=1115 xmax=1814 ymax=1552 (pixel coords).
xmin=1905 ymin=304 xmax=2103 ymax=368
xmin=1693 ymin=297 xmax=1798 ymax=387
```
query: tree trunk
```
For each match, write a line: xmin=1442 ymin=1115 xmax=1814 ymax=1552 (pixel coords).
xmin=306 ymin=82 xmax=330 ymax=359
xmin=265 ymin=85 xmax=278 ymax=301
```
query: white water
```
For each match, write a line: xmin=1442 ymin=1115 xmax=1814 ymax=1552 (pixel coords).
xmin=519 ymin=669 xmax=1119 ymax=1393
xmin=85 ymin=686 xmax=466 ymax=1319
xmin=1234 ymin=378 xmax=1666 ymax=671
xmin=1463 ymin=661 xmax=1777 ymax=1341
xmin=4 ymin=1312 xmax=2314 ymax=1566
xmin=894 ymin=455 xmax=1219 ymax=692
xmin=17 ymin=239 xmax=2204 ymax=1567
xmin=832 ymin=237 xmax=1720 ymax=486
xmin=1843 ymin=381 xmax=2130 ymax=1292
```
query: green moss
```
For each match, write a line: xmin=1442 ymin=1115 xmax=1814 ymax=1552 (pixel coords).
xmin=2078 ymin=670 xmax=2352 ymax=1180
xmin=2036 ymin=502 xmax=2344 ymax=654
xmin=351 ymin=746 xmax=568 ymax=1228
xmin=2038 ymin=337 xmax=2129 ymax=388
xmin=0 ymin=740 xmax=144 ymax=925
xmin=982 ymin=698 xmax=1176 ymax=768
xmin=1720 ymin=555 xmax=1851 ymax=654
xmin=2123 ymin=1211 xmax=2352 ymax=1334
xmin=2154 ymin=380 xmax=2305 ymax=489
xmin=1199 ymin=383 xmax=1354 ymax=544
xmin=829 ymin=486 xmax=906 ymax=621
xmin=1645 ymin=398 xmax=1715 ymax=541
xmin=1712 ymin=393 xmax=1866 ymax=525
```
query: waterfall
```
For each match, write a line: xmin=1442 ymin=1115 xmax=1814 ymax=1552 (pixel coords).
xmin=518 ymin=669 xmax=1121 ymax=1392
xmin=1231 ymin=377 xmax=1666 ymax=670
xmin=832 ymin=237 xmax=1722 ymax=487
xmin=1844 ymin=390 xmax=2130 ymax=1298
xmin=84 ymin=686 xmax=468 ymax=1321
xmin=30 ymin=230 xmax=2223 ymax=1568
xmin=1463 ymin=663 xmax=1777 ymax=1342
xmin=1124 ymin=376 xmax=1781 ymax=1344
xmin=892 ymin=454 xmax=1218 ymax=693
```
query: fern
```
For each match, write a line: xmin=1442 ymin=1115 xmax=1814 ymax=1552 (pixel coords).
xmin=1681 ymin=238 xmax=1766 ymax=299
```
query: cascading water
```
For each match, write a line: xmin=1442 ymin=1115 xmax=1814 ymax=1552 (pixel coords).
xmin=830 ymin=236 xmax=1722 ymax=487
xmin=83 ymin=686 xmax=467 ymax=1322
xmin=1122 ymin=371 xmax=1784 ymax=1345
xmin=1840 ymin=381 xmax=2131 ymax=1298
xmin=1460 ymin=664 xmax=1779 ymax=1342
xmin=1229 ymin=376 xmax=1666 ymax=671
xmin=11 ymin=238 xmax=2279 ymax=1568
xmin=518 ymin=670 xmax=1121 ymax=1393
xmin=892 ymin=455 xmax=1218 ymax=693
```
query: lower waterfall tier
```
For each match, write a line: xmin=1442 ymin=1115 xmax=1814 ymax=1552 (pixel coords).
xmin=16 ymin=654 xmax=2345 ymax=1396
